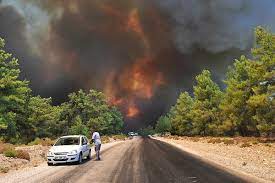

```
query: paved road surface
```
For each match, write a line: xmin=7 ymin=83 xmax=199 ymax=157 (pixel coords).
xmin=1 ymin=138 xmax=255 ymax=183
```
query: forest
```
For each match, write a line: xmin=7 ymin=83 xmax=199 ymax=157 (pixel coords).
xmin=0 ymin=27 xmax=274 ymax=144
xmin=155 ymin=27 xmax=274 ymax=137
xmin=0 ymin=37 xmax=123 ymax=143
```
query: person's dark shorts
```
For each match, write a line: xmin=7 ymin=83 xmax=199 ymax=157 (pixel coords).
xmin=95 ymin=144 xmax=101 ymax=151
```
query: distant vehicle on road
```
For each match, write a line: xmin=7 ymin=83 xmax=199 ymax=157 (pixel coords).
xmin=47 ymin=135 xmax=91 ymax=166
xmin=128 ymin=132 xmax=139 ymax=138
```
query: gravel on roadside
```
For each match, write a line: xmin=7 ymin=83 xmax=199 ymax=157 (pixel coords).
xmin=0 ymin=140 xmax=125 ymax=183
xmin=154 ymin=136 xmax=275 ymax=183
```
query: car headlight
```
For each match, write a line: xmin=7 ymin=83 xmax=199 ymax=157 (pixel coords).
xmin=47 ymin=151 xmax=54 ymax=156
xmin=67 ymin=150 xmax=78 ymax=155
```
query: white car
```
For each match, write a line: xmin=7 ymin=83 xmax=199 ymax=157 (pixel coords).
xmin=47 ymin=135 xmax=91 ymax=165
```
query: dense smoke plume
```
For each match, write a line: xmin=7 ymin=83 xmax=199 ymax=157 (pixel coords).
xmin=0 ymin=0 xmax=274 ymax=130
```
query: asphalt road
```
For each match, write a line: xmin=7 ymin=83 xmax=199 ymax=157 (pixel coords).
xmin=112 ymin=138 xmax=250 ymax=183
xmin=1 ymin=138 xmax=255 ymax=183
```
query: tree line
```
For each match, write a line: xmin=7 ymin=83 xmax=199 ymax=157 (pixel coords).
xmin=155 ymin=27 xmax=274 ymax=137
xmin=0 ymin=38 xmax=123 ymax=144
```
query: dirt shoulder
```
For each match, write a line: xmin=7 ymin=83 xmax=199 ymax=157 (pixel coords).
xmin=153 ymin=136 xmax=275 ymax=183
xmin=0 ymin=145 xmax=50 ymax=174
xmin=0 ymin=140 xmax=126 ymax=183
xmin=0 ymin=137 xmax=127 ymax=175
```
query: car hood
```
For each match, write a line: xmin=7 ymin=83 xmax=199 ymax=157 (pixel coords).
xmin=50 ymin=145 xmax=80 ymax=153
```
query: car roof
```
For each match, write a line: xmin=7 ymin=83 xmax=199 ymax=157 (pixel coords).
xmin=59 ymin=135 xmax=85 ymax=138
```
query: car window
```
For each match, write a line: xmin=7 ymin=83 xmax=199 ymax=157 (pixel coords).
xmin=84 ymin=137 xmax=88 ymax=144
xmin=54 ymin=137 xmax=80 ymax=146
xmin=82 ymin=137 xmax=87 ymax=145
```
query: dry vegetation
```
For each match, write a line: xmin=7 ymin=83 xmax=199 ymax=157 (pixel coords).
xmin=163 ymin=135 xmax=275 ymax=147
xmin=0 ymin=142 xmax=30 ymax=160
xmin=27 ymin=138 xmax=55 ymax=146
xmin=100 ymin=134 xmax=128 ymax=144
xmin=0 ymin=138 xmax=54 ymax=174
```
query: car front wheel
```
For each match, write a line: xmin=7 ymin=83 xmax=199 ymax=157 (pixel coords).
xmin=47 ymin=162 xmax=53 ymax=166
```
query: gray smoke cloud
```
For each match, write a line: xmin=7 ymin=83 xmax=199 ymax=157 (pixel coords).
xmin=0 ymin=0 xmax=274 ymax=130
xmin=156 ymin=0 xmax=275 ymax=53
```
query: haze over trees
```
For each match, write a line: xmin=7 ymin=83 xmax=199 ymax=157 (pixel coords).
xmin=159 ymin=27 xmax=274 ymax=137
xmin=0 ymin=27 xmax=274 ymax=143
xmin=0 ymin=37 xmax=124 ymax=143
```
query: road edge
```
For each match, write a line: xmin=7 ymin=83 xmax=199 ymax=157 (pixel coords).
xmin=150 ymin=136 xmax=269 ymax=183
xmin=0 ymin=140 xmax=127 ymax=183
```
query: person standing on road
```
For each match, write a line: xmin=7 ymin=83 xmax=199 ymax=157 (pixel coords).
xmin=92 ymin=130 xmax=102 ymax=160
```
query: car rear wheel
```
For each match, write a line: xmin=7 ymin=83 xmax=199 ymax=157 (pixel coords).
xmin=78 ymin=152 xmax=83 ymax=164
xmin=87 ymin=150 xmax=91 ymax=160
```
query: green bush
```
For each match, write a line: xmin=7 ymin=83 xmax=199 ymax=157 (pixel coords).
xmin=2 ymin=145 xmax=30 ymax=160
xmin=27 ymin=138 xmax=41 ymax=146
xmin=9 ymin=138 xmax=21 ymax=145
xmin=3 ymin=147 xmax=17 ymax=158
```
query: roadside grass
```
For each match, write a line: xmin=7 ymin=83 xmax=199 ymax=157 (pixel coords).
xmin=27 ymin=138 xmax=55 ymax=146
xmin=207 ymin=138 xmax=222 ymax=144
xmin=0 ymin=166 xmax=9 ymax=173
xmin=240 ymin=142 xmax=252 ymax=148
xmin=0 ymin=143 xmax=14 ymax=154
xmin=0 ymin=143 xmax=31 ymax=160
xmin=16 ymin=150 xmax=31 ymax=161
xmin=3 ymin=148 xmax=17 ymax=158
xmin=101 ymin=136 xmax=111 ymax=144
xmin=165 ymin=135 xmax=274 ymax=148
xmin=189 ymin=137 xmax=200 ymax=142
xmin=112 ymin=134 xmax=127 ymax=141
xmin=222 ymin=139 xmax=235 ymax=145
xmin=172 ymin=136 xmax=180 ymax=140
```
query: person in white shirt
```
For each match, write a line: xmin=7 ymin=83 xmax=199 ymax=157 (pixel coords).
xmin=92 ymin=130 xmax=101 ymax=160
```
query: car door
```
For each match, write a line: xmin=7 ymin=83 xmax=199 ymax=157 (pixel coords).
xmin=85 ymin=137 xmax=91 ymax=152
xmin=81 ymin=137 xmax=88 ymax=156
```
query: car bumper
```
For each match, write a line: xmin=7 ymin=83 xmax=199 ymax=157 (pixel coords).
xmin=47 ymin=154 xmax=79 ymax=164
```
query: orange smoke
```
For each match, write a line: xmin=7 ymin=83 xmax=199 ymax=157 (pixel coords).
xmin=127 ymin=8 xmax=150 ymax=50
xmin=127 ymin=104 xmax=140 ymax=118
xmin=121 ymin=56 xmax=164 ymax=99
xmin=104 ymin=56 xmax=165 ymax=118
xmin=103 ymin=7 xmax=165 ymax=118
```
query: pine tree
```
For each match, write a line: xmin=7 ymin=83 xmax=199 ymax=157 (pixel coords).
xmin=247 ymin=27 xmax=275 ymax=136
xmin=191 ymin=70 xmax=222 ymax=135
xmin=169 ymin=92 xmax=193 ymax=135
xmin=0 ymin=38 xmax=31 ymax=140
xmin=155 ymin=115 xmax=171 ymax=135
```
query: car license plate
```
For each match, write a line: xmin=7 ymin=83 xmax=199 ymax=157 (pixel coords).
xmin=55 ymin=156 xmax=66 ymax=159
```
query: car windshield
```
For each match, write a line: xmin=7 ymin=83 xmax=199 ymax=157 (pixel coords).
xmin=54 ymin=137 xmax=80 ymax=146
